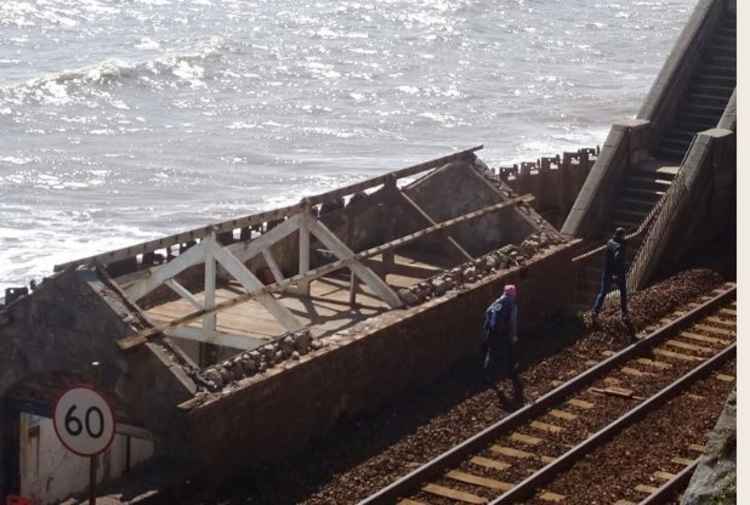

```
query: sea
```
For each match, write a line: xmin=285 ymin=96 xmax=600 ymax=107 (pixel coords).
xmin=0 ymin=0 xmax=697 ymax=294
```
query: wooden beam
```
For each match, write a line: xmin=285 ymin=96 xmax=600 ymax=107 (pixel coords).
xmin=298 ymin=207 xmax=311 ymax=294
xmin=167 ymin=326 xmax=268 ymax=351
xmin=306 ymin=146 xmax=481 ymax=206
xmin=117 ymin=194 xmax=533 ymax=350
xmin=207 ymin=239 xmax=304 ymax=332
xmin=349 ymin=270 xmax=358 ymax=307
xmin=306 ymin=218 xmax=402 ymax=308
xmin=124 ymin=240 xmax=207 ymax=302
xmin=398 ymin=191 xmax=473 ymax=261
xmin=164 ymin=279 xmax=202 ymax=310
xmin=203 ymin=246 xmax=217 ymax=334
xmin=55 ymin=146 xmax=482 ymax=272
xmin=226 ymin=214 xmax=303 ymax=264
xmin=261 ymin=248 xmax=285 ymax=284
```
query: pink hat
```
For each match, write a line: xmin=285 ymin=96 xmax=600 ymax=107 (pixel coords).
xmin=503 ymin=284 xmax=517 ymax=297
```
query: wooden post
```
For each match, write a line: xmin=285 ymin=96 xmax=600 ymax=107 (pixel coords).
xmin=382 ymin=176 xmax=398 ymax=278
xmin=299 ymin=199 xmax=311 ymax=295
xmin=349 ymin=269 xmax=358 ymax=307
xmin=202 ymin=234 xmax=217 ymax=366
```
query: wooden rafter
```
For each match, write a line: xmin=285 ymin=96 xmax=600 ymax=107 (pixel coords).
xmin=117 ymin=194 xmax=533 ymax=351
xmin=397 ymin=191 xmax=473 ymax=261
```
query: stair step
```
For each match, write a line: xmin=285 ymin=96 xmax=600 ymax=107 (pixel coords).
xmin=622 ymin=188 xmax=665 ymax=201
xmin=690 ymin=83 xmax=734 ymax=98
xmin=660 ymin=138 xmax=690 ymax=153
xmin=662 ymin=129 xmax=694 ymax=142
xmin=684 ymin=102 xmax=728 ymax=116
xmin=614 ymin=208 xmax=649 ymax=220
xmin=655 ymin=146 xmax=686 ymax=161
xmin=695 ymin=74 xmax=736 ymax=87
xmin=704 ymin=52 xmax=735 ymax=65
xmin=707 ymin=45 xmax=735 ymax=58
xmin=702 ymin=63 xmax=735 ymax=78
xmin=620 ymin=197 xmax=656 ymax=212
xmin=627 ymin=176 xmax=673 ymax=189
xmin=679 ymin=111 xmax=720 ymax=125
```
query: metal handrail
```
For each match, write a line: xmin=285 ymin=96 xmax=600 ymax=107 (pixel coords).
xmin=627 ymin=134 xmax=700 ymax=291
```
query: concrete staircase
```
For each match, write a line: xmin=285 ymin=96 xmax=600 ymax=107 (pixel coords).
xmin=657 ymin=11 xmax=736 ymax=161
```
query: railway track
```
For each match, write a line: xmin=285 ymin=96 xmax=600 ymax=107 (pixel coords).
xmin=358 ymin=282 xmax=736 ymax=505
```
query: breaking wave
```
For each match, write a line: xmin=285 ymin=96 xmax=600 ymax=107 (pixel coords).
xmin=0 ymin=36 xmax=226 ymax=105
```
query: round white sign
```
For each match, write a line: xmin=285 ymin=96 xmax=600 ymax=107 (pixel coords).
xmin=53 ymin=387 xmax=116 ymax=457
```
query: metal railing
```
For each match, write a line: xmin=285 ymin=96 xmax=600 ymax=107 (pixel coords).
xmin=627 ymin=135 xmax=702 ymax=291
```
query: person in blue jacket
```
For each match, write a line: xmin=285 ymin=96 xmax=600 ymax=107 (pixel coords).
xmin=592 ymin=227 xmax=629 ymax=324
xmin=481 ymin=284 xmax=519 ymax=387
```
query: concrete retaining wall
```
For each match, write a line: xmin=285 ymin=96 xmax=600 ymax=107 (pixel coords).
xmin=178 ymin=240 xmax=580 ymax=473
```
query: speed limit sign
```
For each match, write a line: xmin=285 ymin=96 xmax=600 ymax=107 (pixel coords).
xmin=53 ymin=387 xmax=115 ymax=457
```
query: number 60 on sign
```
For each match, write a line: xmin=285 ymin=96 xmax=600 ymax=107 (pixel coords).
xmin=53 ymin=387 xmax=116 ymax=457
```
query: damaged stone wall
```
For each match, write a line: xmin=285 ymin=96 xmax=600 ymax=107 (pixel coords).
xmin=176 ymin=239 xmax=580 ymax=474
xmin=680 ymin=389 xmax=736 ymax=505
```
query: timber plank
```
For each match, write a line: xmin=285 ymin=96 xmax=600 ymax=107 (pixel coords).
xmin=446 ymin=470 xmax=512 ymax=492
xmin=635 ymin=357 xmax=672 ymax=369
xmin=548 ymin=409 xmax=577 ymax=421
xmin=531 ymin=421 xmax=564 ymax=434
xmin=680 ymin=331 xmax=729 ymax=346
xmin=511 ymin=432 xmax=543 ymax=445
xmin=470 ymin=456 xmax=510 ymax=471
xmin=665 ymin=339 xmax=714 ymax=354
xmin=567 ymin=398 xmax=594 ymax=409
xmin=672 ymin=457 xmax=694 ymax=466
xmin=693 ymin=323 xmax=734 ymax=336
xmin=422 ymin=483 xmax=486 ymax=504
xmin=490 ymin=446 xmax=533 ymax=459
xmin=635 ymin=484 xmax=659 ymax=494
xmin=654 ymin=471 xmax=676 ymax=481
xmin=539 ymin=491 xmax=565 ymax=502
xmin=715 ymin=374 xmax=735 ymax=382
xmin=398 ymin=500 xmax=428 ymax=505
xmin=653 ymin=348 xmax=703 ymax=362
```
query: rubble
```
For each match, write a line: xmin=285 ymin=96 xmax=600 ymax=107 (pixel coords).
xmin=196 ymin=329 xmax=318 ymax=391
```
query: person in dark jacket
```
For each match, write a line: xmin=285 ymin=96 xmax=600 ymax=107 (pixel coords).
xmin=592 ymin=227 xmax=629 ymax=324
xmin=481 ymin=285 xmax=520 ymax=388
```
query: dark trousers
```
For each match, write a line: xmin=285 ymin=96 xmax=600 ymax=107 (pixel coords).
xmin=593 ymin=271 xmax=628 ymax=315
xmin=482 ymin=333 xmax=516 ymax=380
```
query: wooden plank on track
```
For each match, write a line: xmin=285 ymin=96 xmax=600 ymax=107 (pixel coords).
xmin=672 ymin=457 xmax=695 ymax=466
xmin=490 ymin=446 xmax=534 ymax=459
xmin=636 ymin=357 xmax=672 ymax=369
xmin=398 ymin=500 xmax=428 ymax=505
xmin=422 ymin=483 xmax=487 ymax=504
xmin=446 ymin=470 xmax=512 ymax=492
xmin=621 ymin=367 xmax=652 ymax=377
xmin=470 ymin=456 xmax=510 ymax=471
xmin=665 ymin=339 xmax=714 ymax=353
xmin=680 ymin=331 xmax=729 ymax=346
xmin=704 ymin=316 xmax=736 ymax=327
xmin=654 ymin=471 xmax=676 ymax=481
xmin=719 ymin=308 xmax=737 ymax=316
xmin=653 ymin=348 xmax=704 ymax=362
xmin=614 ymin=500 xmax=637 ymax=505
xmin=531 ymin=421 xmax=564 ymax=434
xmin=715 ymin=373 xmax=735 ymax=382
xmin=689 ymin=444 xmax=706 ymax=452
xmin=539 ymin=491 xmax=566 ymax=502
xmin=548 ymin=409 xmax=577 ymax=421
xmin=693 ymin=323 xmax=734 ymax=336
xmin=567 ymin=398 xmax=594 ymax=409
xmin=511 ymin=432 xmax=543 ymax=445
xmin=635 ymin=484 xmax=659 ymax=494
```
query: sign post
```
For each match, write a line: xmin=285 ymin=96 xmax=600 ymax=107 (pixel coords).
xmin=53 ymin=387 xmax=116 ymax=505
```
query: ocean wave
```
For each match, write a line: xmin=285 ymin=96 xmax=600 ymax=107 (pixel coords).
xmin=0 ymin=36 xmax=226 ymax=105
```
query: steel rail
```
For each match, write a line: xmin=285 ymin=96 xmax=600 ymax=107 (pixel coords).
xmin=357 ymin=285 xmax=735 ymax=505
xmin=636 ymin=460 xmax=700 ymax=505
